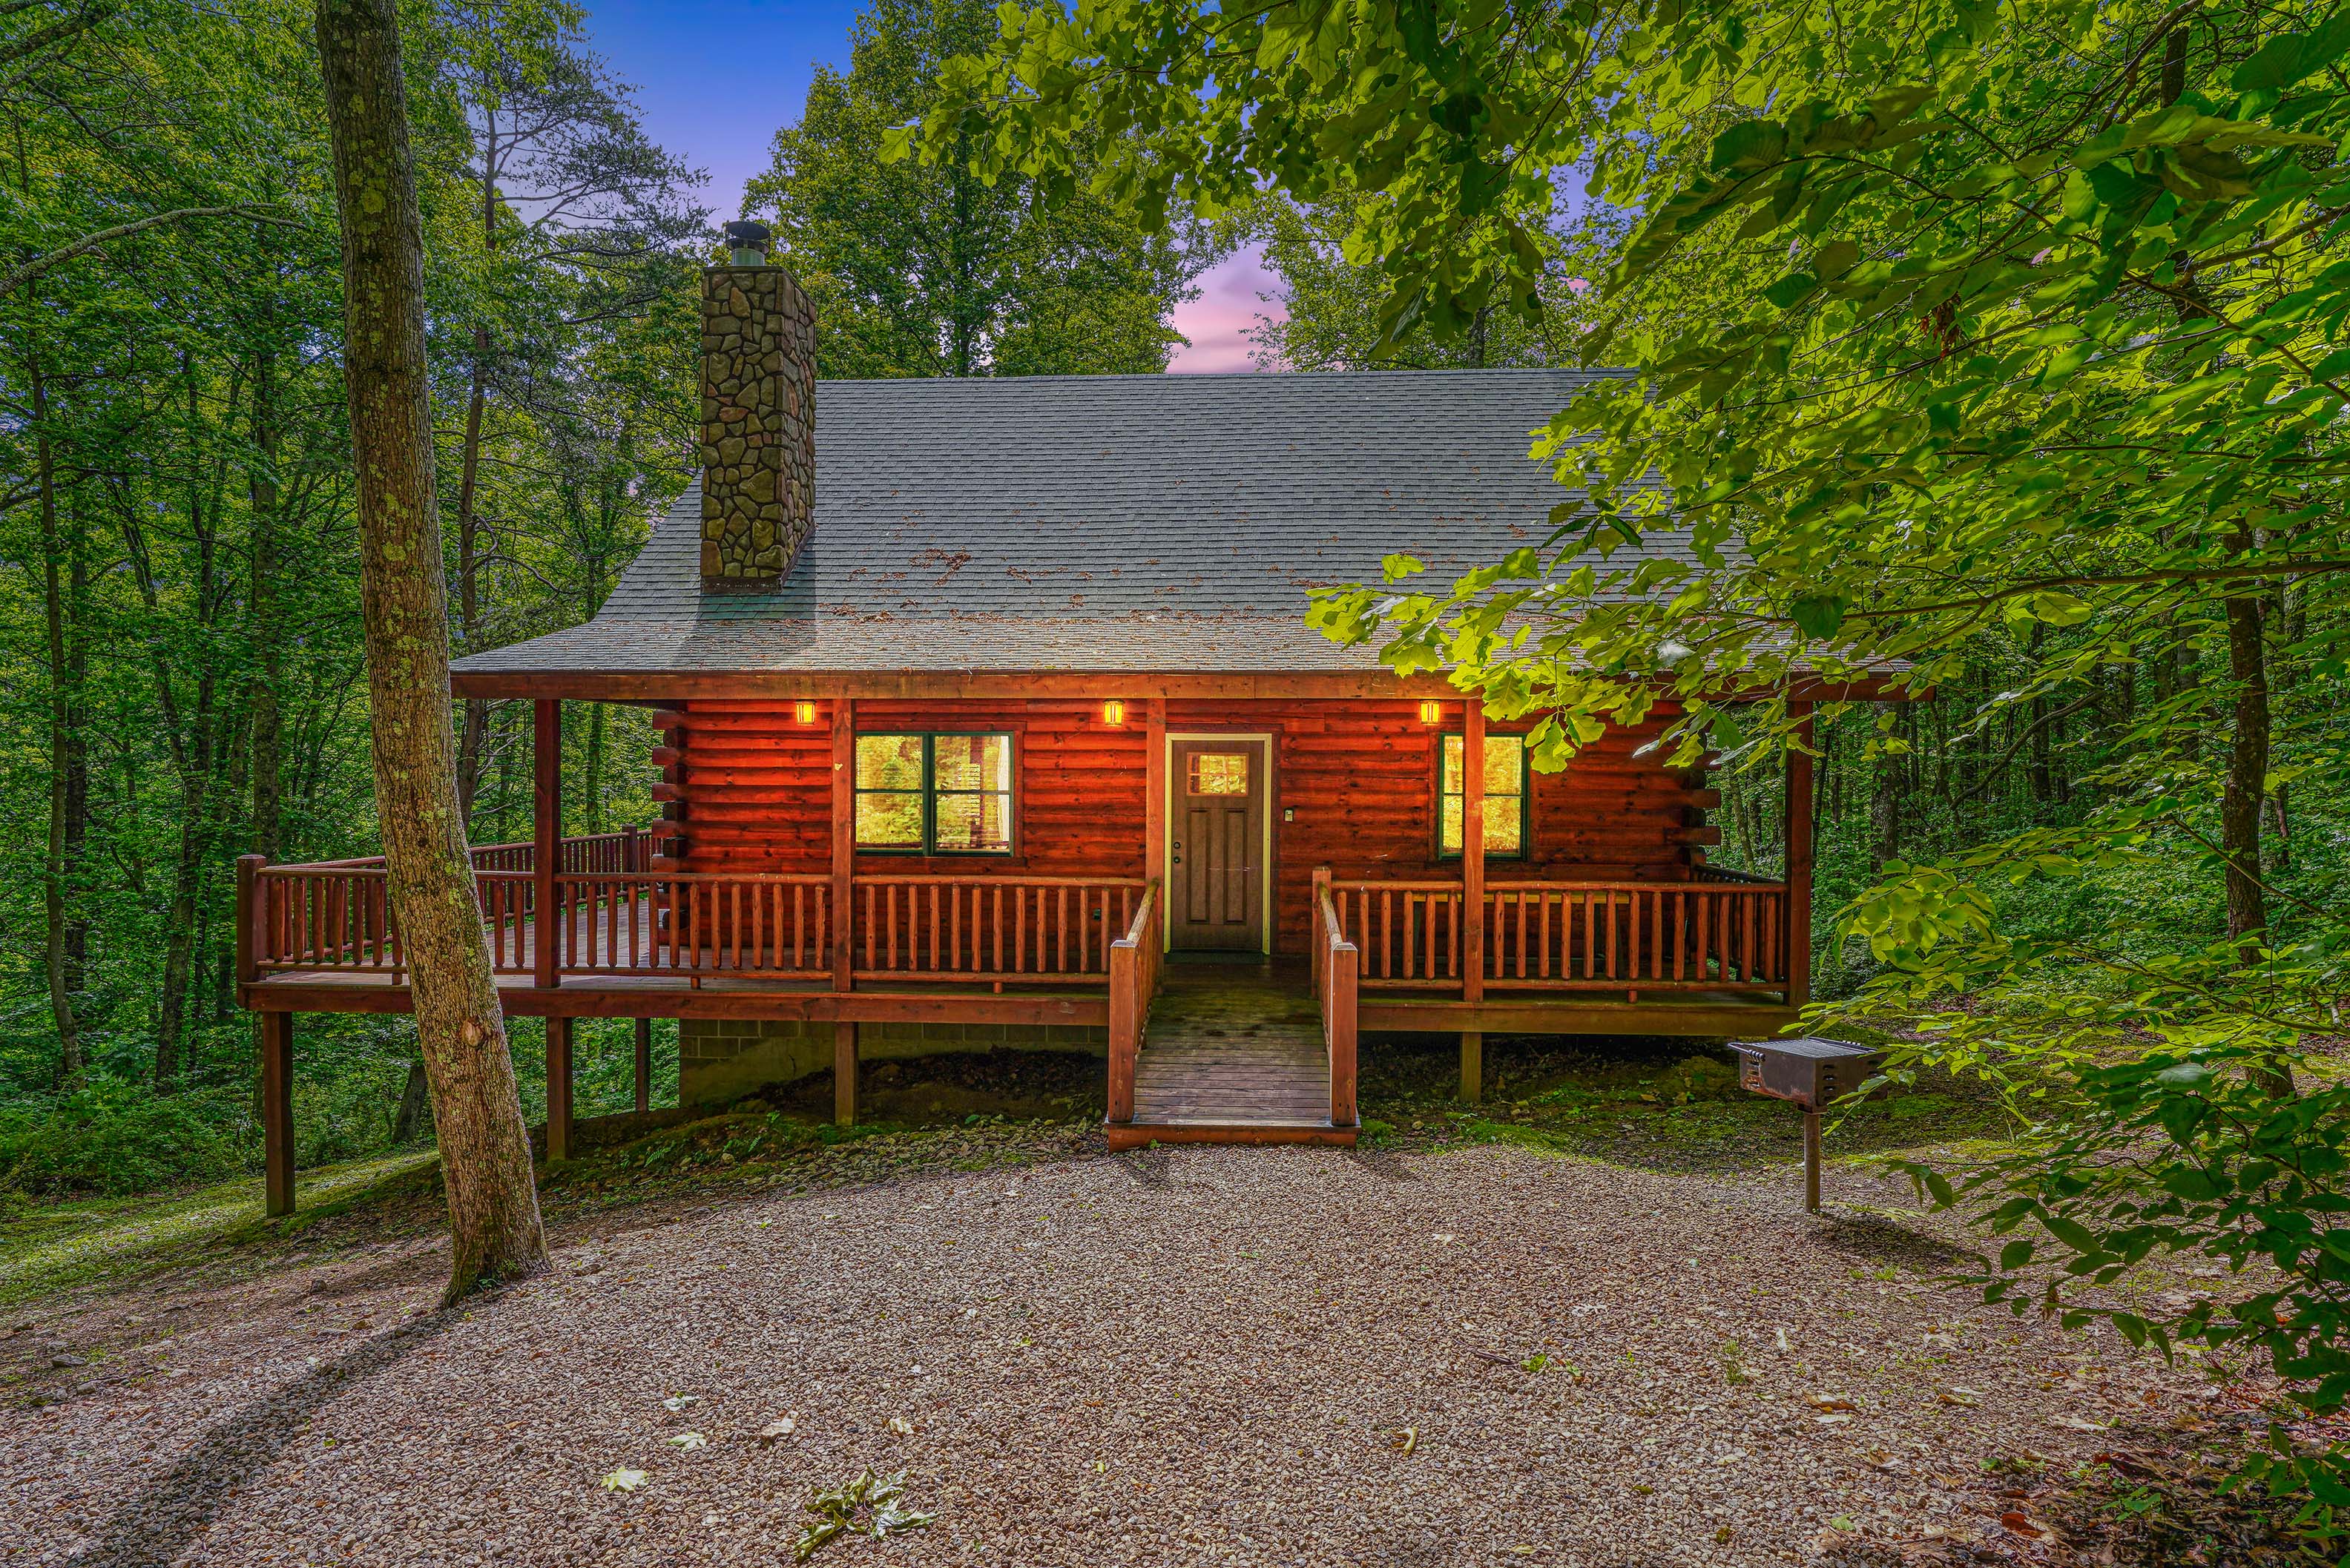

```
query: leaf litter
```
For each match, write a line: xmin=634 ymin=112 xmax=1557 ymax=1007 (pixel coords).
xmin=794 ymin=1469 xmax=934 ymax=1564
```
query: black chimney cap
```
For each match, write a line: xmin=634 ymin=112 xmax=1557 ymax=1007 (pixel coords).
xmin=723 ymin=220 xmax=771 ymax=261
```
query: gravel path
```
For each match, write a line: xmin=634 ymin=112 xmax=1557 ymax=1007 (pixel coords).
xmin=4 ymin=1142 xmax=2214 ymax=1566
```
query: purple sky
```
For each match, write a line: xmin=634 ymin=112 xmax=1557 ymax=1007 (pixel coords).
xmin=579 ymin=0 xmax=1276 ymax=373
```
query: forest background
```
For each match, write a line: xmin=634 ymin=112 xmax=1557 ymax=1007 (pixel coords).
xmin=1 ymin=0 xmax=2313 ymax=1214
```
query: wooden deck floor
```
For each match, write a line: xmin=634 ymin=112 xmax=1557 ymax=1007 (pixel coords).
xmin=1113 ymin=960 xmax=1353 ymax=1149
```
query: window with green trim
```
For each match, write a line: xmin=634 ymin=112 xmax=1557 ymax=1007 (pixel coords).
xmin=1438 ymin=733 xmax=1528 ymax=859
xmin=854 ymin=733 xmax=1015 ymax=854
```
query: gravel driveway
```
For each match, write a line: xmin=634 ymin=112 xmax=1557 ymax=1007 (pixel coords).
xmin=4 ymin=1140 xmax=2211 ymax=1566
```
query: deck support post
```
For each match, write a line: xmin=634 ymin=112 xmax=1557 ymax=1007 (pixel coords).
xmin=1459 ymin=1030 xmax=1482 ymax=1105
xmin=833 ymin=1021 xmax=857 ymax=1126
xmin=261 ymin=1010 xmax=295 ymax=1216
xmin=1461 ymin=700 xmax=1486 ymax=1008
xmin=633 ymin=1017 xmax=653 ymax=1113
xmin=830 ymin=699 xmax=855 ymax=992
xmin=546 ymin=1016 xmax=573 ymax=1162
xmin=533 ymin=699 xmax=562 ymax=989
xmin=1803 ymin=1107 xmax=1823 ymax=1211
xmin=1784 ymin=702 xmax=1815 ymax=1011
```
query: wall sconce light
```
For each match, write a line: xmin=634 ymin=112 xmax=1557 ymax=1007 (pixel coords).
xmin=1101 ymin=699 xmax=1126 ymax=727
xmin=794 ymin=699 xmax=817 ymax=725
xmin=1418 ymin=699 xmax=1444 ymax=725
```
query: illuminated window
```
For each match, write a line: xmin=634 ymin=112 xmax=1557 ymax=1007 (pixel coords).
xmin=1438 ymin=734 xmax=1528 ymax=859
xmin=1185 ymin=751 xmax=1250 ymax=797
xmin=854 ymin=733 xmax=1013 ymax=854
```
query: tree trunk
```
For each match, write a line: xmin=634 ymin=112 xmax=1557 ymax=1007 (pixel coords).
xmin=585 ymin=700 xmax=605 ymax=834
xmin=391 ymin=1056 xmax=431 ymax=1144
xmin=2219 ymin=523 xmax=2291 ymax=1098
xmin=30 ymin=360 xmax=81 ymax=1084
xmin=249 ymin=347 xmax=285 ymax=861
xmin=317 ymin=0 xmax=547 ymax=1300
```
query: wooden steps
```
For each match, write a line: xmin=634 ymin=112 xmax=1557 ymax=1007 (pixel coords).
xmin=1107 ymin=960 xmax=1355 ymax=1150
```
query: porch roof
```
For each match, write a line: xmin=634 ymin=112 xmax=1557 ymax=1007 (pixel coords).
xmin=450 ymin=368 xmax=1710 ymax=684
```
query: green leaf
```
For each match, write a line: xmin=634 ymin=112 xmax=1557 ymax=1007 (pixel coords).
xmin=1711 ymin=120 xmax=1786 ymax=172
xmin=1790 ymin=595 xmax=1849 ymax=638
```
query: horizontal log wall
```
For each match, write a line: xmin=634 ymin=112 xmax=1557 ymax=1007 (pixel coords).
xmin=665 ymin=699 xmax=1145 ymax=879
xmin=659 ymin=696 xmax=1708 ymax=954
xmin=1166 ymin=700 xmax=1708 ymax=952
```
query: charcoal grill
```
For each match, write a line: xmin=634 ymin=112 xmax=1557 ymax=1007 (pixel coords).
xmin=1729 ymin=1036 xmax=1883 ymax=1210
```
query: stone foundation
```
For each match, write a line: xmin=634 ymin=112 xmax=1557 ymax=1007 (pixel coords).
xmin=679 ymin=1017 xmax=1107 ymax=1107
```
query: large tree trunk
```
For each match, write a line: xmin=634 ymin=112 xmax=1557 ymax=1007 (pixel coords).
xmin=317 ymin=0 xmax=547 ymax=1299
xmin=30 ymin=360 xmax=81 ymax=1084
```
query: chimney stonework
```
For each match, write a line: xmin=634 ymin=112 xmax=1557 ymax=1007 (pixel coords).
xmin=699 ymin=263 xmax=816 ymax=591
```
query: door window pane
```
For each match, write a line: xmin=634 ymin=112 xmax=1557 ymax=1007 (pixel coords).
xmin=1438 ymin=734 xmax=1528 ymax=857
xmin=1186 ymin=751 xmax=1250 ymax=797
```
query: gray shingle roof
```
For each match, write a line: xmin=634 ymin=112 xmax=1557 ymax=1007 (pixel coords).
xmin=452 ymin=368 xmax=1690 ymax=678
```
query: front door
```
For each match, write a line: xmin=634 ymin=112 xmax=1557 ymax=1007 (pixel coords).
xmin=1168 ymin=738 xmax=1267 ymax=951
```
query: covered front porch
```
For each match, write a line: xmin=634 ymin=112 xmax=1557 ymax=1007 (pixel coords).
xmin=236 ymin=695 xmax=1816 ymax=1210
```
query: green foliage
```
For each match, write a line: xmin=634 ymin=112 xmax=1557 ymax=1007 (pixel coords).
xmin=754 ymin=0 xmax=1212 ymax=378
xmin=1898 ymin=1042 xmax=2350 ymax=1527
xmin=0 ymin=1074 xmax=241 ymax=1195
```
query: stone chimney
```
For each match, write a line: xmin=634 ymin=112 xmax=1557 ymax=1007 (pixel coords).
xmin=699 ymin=219 xmax=817 ymax=592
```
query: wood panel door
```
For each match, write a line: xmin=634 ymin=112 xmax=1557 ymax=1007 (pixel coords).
xmin=1168 ymin=738 xmax=1267 ymax=952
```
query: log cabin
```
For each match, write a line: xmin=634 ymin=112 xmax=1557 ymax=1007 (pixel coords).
xmin=235 ymin=222 xmax=1895 ymax=1213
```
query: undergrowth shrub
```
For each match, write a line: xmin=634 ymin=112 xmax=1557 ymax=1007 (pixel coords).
xmin=0 ymin=1074 xmax=244 ymax=1195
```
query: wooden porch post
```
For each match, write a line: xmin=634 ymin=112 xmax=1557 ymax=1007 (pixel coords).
xmin=533 ymin=698 xmax=561 ymax=989
xmin=1143 ymin=698 xmax=1166 ymax=886
xmin=633 ymin=1017 xmax=653 ymax=1113
xmin=833 ymin=1021 xmax=858 ymax=1127
xmin=545 ymin=1015 xmax=573 ymax=1162
xmin=830 ymin=699 xmax=855 ymax=992
xmin=1784 ymin=702 xmax=1815 ymax=1010
xmin=260 ymin=1009 xmax=294 ymax=1216
xmin=1460 ymin=698 xmax=1487 ymax=1101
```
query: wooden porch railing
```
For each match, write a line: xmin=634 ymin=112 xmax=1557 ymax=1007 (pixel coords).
xmin=247 ymin=831 xmax=654 ymax=978
xmin=852 ymin=875 xmax=1145 ymax=984
xmin=246 ymin=839 xmax=1142 ymax=992
xmin=1326 ymin=874 xmax=1791 ymax=994
xmin=1314 ymin=869 xmax=1359 ymax=1128
xmin=1105 ymin=880 xmax=1163 ymax=1124
xmin=551 ymin=872 xmax=831 ymax=978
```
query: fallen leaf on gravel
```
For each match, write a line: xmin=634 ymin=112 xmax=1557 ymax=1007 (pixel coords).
xmin=601 ymin=1469 xmax=647 ymax=1492
xmin=1714 ymin=1526 xmax=1733 ymax=1544
xmin=794 ymin=1469 xmax=933 ymax=1563
xmin=888 ymin=1416 xmax=915 ymax=1435
xmin=1806 ymin=1392 xmax=1859 ymax=1411
xmin=1774 ymin=1326 xmax=1791 ymax=1354
xmin=1939 ymin=1387 xmax=1982 ymax=1407
xmin=1998 ymin=1511 xmax=2056 ymax=1539
xmin=1392 ymin=1427 xmax=1418 ymax=1454
xmin=2049 ymin=1414 xmax=2109 ymax=1432
xmin=1815 ymin=1413 xmax=1854 ymax=1426
xmin=760 ymin=1416 xmax=797 ymax=1443
xmin=1432 ymin=1233 xmax=1456 ymax=1245
xmin=662 ymin=1395 xmax=701 ymax=1411
xmin=667 ymin=1432 xmax=706 ymax=1449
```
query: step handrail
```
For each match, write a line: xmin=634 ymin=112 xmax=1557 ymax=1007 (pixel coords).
xmin=1314 ymin=867 xmax=1360 ymax=1129
xmin=1105 ymin=878 xmax=1162 ymax=1126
